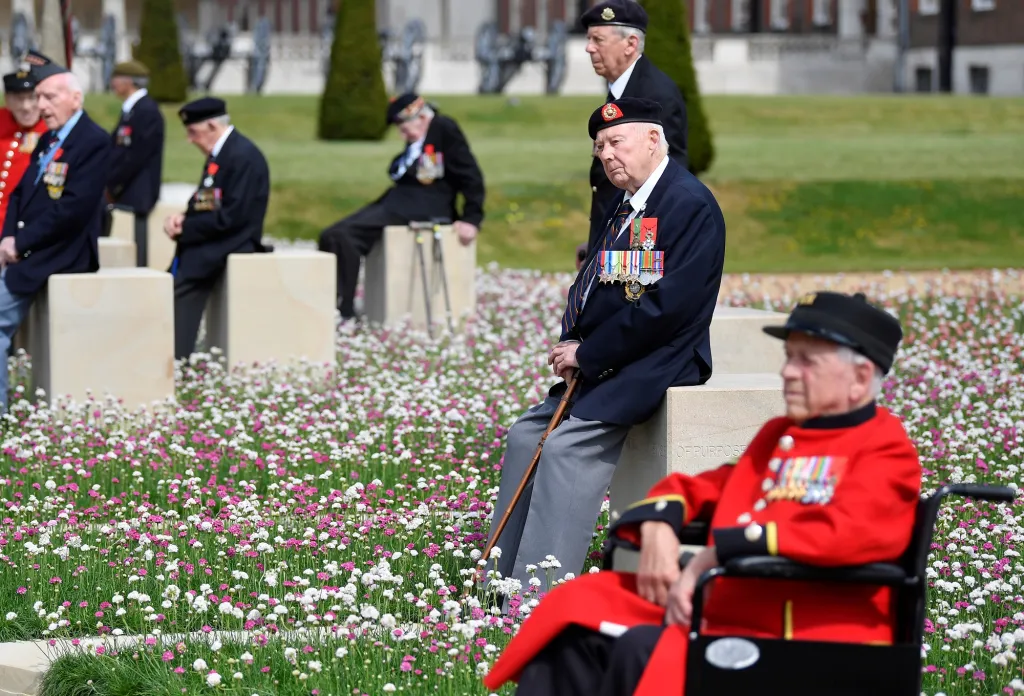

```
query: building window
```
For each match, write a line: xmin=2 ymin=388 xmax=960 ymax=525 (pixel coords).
xmin=971 ymin=0 xmax=996 ymax=10
xmin=915 ymin=66 xmax=933 ymax=92
xmin=732 ymin=0 xmax=750 ymax=31
xmin=812 ymin=0 xmax=832 ymax=25
xmin=918 ymin=0 xmax=939 ymax=14
xmin=969 ymin=65 xmax=990 ymax=94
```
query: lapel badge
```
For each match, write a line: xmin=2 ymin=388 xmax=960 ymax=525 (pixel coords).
xmin=625 ymin=280 xmax=644 ymax=302
xmin=779 ymin=435 xmax=794 ymax=451
xmin=602 ymin=103 xmax=623 ymax=122
xmin=602 ymin=7 xmax=615 ymax=20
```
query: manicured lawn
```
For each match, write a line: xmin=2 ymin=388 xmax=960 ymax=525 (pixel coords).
xmin=83 ymin=93 xmax=1024 ymax=273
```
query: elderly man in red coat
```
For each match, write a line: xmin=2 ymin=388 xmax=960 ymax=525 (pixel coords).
xmin=483 ymin=291 xmax=921 ymax=696
xmin=0 ymin=69 xmax=47 ymax=233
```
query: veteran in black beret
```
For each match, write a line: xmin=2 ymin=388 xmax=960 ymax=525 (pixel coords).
xmin=577 ymin=0 xmax=690 ymax=268
xmin=0 ymin=51 xmax=112 ymax=413
xmin=163 ymin=96 xmax=271 ymax=360
xmin=484 ymin=96 xmax=726 ymax=597
xmin=103 ymin=59 xmax=165 ymax=240
xmin=317 ymin=92 xmax=485 ymax=319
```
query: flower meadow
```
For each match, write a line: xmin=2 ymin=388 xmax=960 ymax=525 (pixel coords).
xmin=1 ymin=265 xmax=1023 ymax=696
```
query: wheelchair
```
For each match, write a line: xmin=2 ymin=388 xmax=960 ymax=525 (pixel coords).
xmin=600 ymin=483 xmax=1017 ymax=696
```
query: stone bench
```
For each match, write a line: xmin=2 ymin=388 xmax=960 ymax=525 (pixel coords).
xmin=202 ymin=250 xmax=336 ymax=369
xmin=97 ymin=236 xmax=136 ymax=268
xmin=608 ymin=373 xmax=785 ymax=521
xmin=17 ymin=268 xmax=175 ymax=412
xmin=363 ymin=224 xmax=476 ymax=335
xmin=108 ymin=203 xmax=179 ymax=271
xmin=709 ymin=305 xmax=788 ymax=374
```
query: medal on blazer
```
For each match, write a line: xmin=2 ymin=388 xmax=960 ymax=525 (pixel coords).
xmin=203 ymin=162 xmax=218 ymax=189
xmin=20 ymin=132 xmax=39 ymax=153
xmin=43 ymin=154 xmax=68 ymax=200
xmin=597 ymin=216 xmax=663 ymax=302
xmin=416 ymin=144 xmax=444 ymax=185
xmin=116 ymin=125 xmax=132 ymax=147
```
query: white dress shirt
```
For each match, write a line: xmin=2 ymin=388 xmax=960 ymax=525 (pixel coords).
xmin=581 ymin=154 xmax=670 ymax=306
xmin=122 ymin=88 xmax=148 ymax=114
xmin=211 ymin=126 xmax=234 ymax=158
xmin=608 ymin=55 xmax=642 ymax=99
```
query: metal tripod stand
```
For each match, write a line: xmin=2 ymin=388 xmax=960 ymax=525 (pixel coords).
xmin=409 ymin=219 xmax=455 ymax=338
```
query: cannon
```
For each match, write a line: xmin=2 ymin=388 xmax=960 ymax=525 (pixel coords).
xmin=9 ymin=12 xmax=37 ymax=67
xmin=176 ymin=14 xmax=272 ymax=95
xmin=320 ymin=16 xmax=425 ymax=94
xmin=475 ymin=19 xmax=568 ymax=95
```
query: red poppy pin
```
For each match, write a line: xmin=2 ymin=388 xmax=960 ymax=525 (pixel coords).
xmin=207 ymin=163 xmax=219 ymax=176
xmin=424 ymin=144 xmax=434 ymax=155
xmin=53 ymin=148 xmax=64 ymax=160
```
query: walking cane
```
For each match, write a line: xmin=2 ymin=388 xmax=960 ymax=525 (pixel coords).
xmin=480 ymin=369 xmax=581 ymax=565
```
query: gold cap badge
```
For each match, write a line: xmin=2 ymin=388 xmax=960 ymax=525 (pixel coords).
xmin=601 ymin=103 xmax=623 ymax=121
xmin=797 ymin=292 xmax=817 ymax=306
xmin=602 ymin=7 xmax=615 ymax=20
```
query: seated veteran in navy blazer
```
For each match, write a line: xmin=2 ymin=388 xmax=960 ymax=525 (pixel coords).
xmin=484 ymin=97 xmax=726 ymax=596
xmin=0 ymin=51 xmax=111 ymax=414
xmin=317 ymin=93 xmax=485 ymax=319
xmin=163 ymin=97 xmax=270 ymax=360
xmin=104 ymin=60 xmax=165 ymax=230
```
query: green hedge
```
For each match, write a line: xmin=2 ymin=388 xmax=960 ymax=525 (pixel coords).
xmin=132 ymin=0 xmax=187 ymax=104
xmin=639 ymin=0 xmax=715 ymax=176
xmin=318 ymin=0 xmax=389 ymax=141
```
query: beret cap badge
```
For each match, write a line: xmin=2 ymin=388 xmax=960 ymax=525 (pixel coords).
xmin=601 ymin=103 xmax=623 ymax=121
xmin=602 ymin=7 xmax=615 ymax=20
xmin=797 ymin=292 xmax=817 ymax=306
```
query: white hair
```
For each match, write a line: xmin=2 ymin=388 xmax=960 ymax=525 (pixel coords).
xmin=419 ymin=104 xmax=435 ymax=120
xmin=836 ymin=345 xmax=886 ymax=399
xmin=213 ymin=114 xmax=231 ymax=126
xmin=616 ymin=25 xmax=646 ymax=53
xmin=630 ymin=122 xmax=669 ymax=156
xmin=47 ymin=71 xmax=83 ymax=98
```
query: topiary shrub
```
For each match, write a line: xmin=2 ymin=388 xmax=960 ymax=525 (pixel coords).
xmin=639 ymin=0 xmax=715 ymax=176
xmin=318 ymin=0 xmax=389 ymax=141
xmin=132 ymin=0 xmax=188 ymax=103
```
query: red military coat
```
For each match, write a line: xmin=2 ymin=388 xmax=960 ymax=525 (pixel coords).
xmin=484 ymin=403 xmax=922 ymax=695
xmin=0 ymin=108 xmax=48 ymax=233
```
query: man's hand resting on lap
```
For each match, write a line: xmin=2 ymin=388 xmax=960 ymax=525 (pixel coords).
xmin=636 ymin=520 xmax=681 ymax=608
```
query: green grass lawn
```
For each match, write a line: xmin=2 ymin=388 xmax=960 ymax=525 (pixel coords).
xmin=83 ymin=93 xmax=1024 ymax=273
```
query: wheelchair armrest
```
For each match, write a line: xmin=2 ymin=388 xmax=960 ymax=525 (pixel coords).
xmin=721 ymin=556 xmax=909 ymax=586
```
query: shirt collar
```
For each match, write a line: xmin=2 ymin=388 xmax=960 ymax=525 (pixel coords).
xmin=623 ymin=154 xmax=670 ymax=214
xmin=608 ymin=55 xmax=642 ymax=99
xmin=55 ymin=109 xmax=84 ymax=141
xmin=211 ymin=126 xmax=234 ymax=158
xmin=122 ymin=88 xmax=148 ymax=113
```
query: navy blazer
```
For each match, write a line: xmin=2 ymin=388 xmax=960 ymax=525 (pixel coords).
xmin=554 ymin=158 xmax=725 ymax=426
xmin=377 ymin=113 xmax=486 ymax=228
xmin=107 ymin=93 xmax=165 ymax=215
xmin=589 ymin=55 xmax=689 ymax=251
xmin=2 ymin=111 xmax=111 ymax=296
xmin=171 ymin=128 xmax=270 ymax=282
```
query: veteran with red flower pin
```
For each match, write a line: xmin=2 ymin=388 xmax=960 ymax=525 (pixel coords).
xmin=164 ymin=96 xmax=271 ymax=360
xmin=0 ymin=66 xmax=48 ymax=233
xmin=0 ymin=50 xmax=111 ymax=414
xmin=483 ymin=96 xmax=726 ymax=599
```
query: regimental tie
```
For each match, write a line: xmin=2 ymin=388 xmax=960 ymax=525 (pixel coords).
xmin=561 ymin=196 xmax=634 ymax=335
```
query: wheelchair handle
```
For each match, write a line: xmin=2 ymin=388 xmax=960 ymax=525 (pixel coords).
xmin=943 ymin=483 xmax=1017 ymax=503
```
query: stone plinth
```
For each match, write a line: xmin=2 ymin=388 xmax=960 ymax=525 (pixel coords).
xmin=363 ymin=225 xmax=476 ymax=334
xmin=204 ymin=250 xmax=336 ymax=368
xmin=23 ymin=268 xmax=175 ymax=411
xmin=608 ymin=373 xmax=785 ymax=520
xmin=98 ymin=236 xmax=136 ymax=268
xmin=109 ymin=205 xmax=178 ymax=271
xmin=710 ymin=306 xmax=788 ymax=374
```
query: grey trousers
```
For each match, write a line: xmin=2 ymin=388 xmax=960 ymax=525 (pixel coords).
xmin=486 ymin=395 xmax=631 ymax=593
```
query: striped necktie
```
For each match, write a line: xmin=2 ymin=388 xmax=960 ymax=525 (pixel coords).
xmin=561 ymin=196 xmax=633 ymax=335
